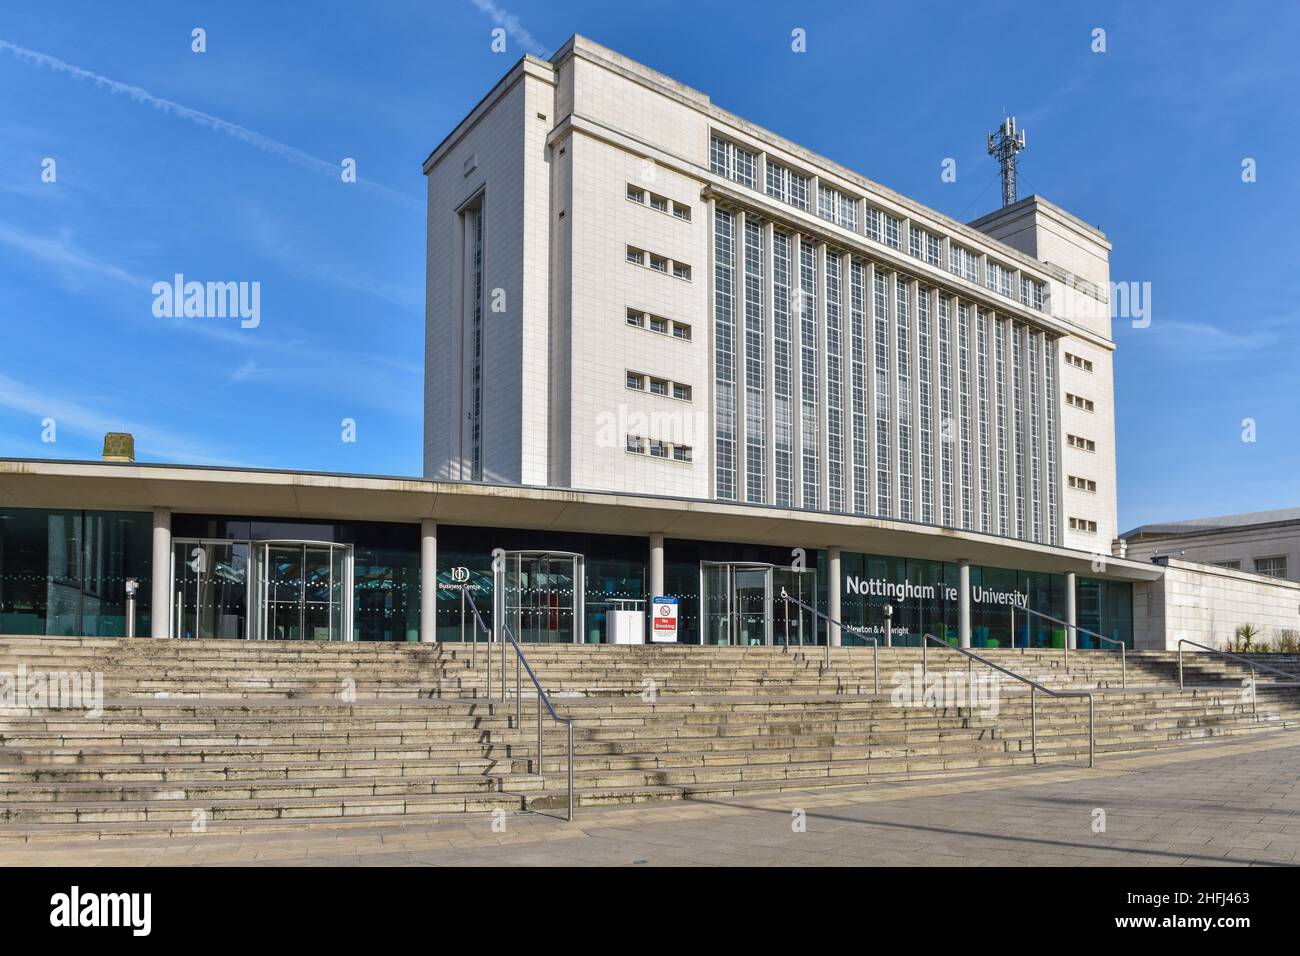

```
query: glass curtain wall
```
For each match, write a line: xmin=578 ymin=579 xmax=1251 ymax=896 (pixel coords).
xmin=0 ymin=509 xmax=152 ymax=637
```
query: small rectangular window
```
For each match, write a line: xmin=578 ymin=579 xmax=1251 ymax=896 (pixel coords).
xmin=673 ymin=383 xmax=691 ymax=401
xmin=1255 ymin=556 xmax=1288 ymax=578
xmin=626 ymin=435 xmax=644 ymax=454
xmin=672 ymin=203 xmax=691 ymax=221
xmin=626 ymin=310 xmax=644 ymax=327
xmin=673 ymin=262 xmax=691 ymax=280
xmin=672 ymin=323 xmax=691 ymax=340
xmin=650 ymin=440 xmax=669 ymax=459
xmin=649 ymin=317 xmax=668 ymax=334
xmin=626 ymin=185 xmax=645 ymax=203
xmin=673 ymin=445 xmax=692 ymax=463
xmin=626 ymin=246 xmax=642 ymax=264
xmin=650 ymin=194 xmax=668 ymax=213
xmin=649 ymin=378 xmax=668 ymax=396
xmin=650 ymin=255 xmax=668 ymax=273
xmin=626 ymin=371 xmax=644 ymax=391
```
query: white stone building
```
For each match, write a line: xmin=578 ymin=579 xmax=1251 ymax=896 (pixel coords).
xmin=1124 ymin=508 xmax=1300 ymax=584
xmin=423 ymin=36 xmax=1119 ymax=554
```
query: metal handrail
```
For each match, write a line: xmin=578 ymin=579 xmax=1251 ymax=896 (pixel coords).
xmin=921 ymin=632 xmax=1096 ymax=768
xmin=1176 ymin=640 xmax=1300 ymax=721
xmin=779 ymin=589 xmax=879 ymax=694
xmin=463 ymin=592 xmax=574 ymax=822
xmin=1016 ymin=605 xmax=1127 ymax=689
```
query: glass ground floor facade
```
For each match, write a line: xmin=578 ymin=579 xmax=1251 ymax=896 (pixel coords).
xmin=0 ymin=507 xmax=1135 ymax=648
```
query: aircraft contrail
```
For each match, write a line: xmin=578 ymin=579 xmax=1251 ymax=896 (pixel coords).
xmin=0 ymin=38 xmax=421 ymax=209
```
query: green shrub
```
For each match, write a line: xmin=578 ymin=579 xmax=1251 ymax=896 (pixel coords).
xmin=1232 ymin=623 xmax=1262 ymax=653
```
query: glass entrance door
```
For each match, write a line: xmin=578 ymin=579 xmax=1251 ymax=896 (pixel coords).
xmin=170 ymin=538 xmax=351 ymax=640
xmin=772 ymin=565 xmax=817 ymax=646
xmin=495 ymin=551 xmax=585 ymax=643
xmin=172 ymin=540 xmax=249 ymax=639
xmin=700 ymin=563 xmax=818 ymax=646
xmin=700 ymin=562 xmax=773 ymax=646
xmin=733 ymin=567 xmax=769 ymax=646
xmin=258 ymin=542 xmax=350 ymax=641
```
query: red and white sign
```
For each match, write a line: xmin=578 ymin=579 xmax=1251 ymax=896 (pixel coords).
xmin=651 ymin=596 xmax=678 ymax=643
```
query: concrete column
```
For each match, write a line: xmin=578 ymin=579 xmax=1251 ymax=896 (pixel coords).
xmin=958 ymin=559 xmax=971 ymax=649
xmin=649 ymin=533 xmax=664 ymax=598
xmin=420 ymin=519 xmax=437 ymax=643
xmin=828 ymin=546 xmax=842 ymax=647
xmin=1066 ymin=570 xmax=1078 ymax=650
xmin=150 ymin=508 xmax=171 ymax=638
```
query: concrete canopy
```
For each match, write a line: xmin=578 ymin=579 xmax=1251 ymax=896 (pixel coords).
xmin=0 ymin=459 xmax=1163 ymax=581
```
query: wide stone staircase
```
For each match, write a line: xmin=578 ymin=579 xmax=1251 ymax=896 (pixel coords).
xmin=1 ymin=636 xmax=1298 ymax=841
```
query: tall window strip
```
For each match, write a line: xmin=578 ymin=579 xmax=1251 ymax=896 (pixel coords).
xmin=772 ymin=231 xmax=795 ymax=506
xmin=873 ymin=269 xmax=891 ymax=516
xmin=765 ymin=161 xmax=810 ymax=211
xmin=916 ymin=288 xmax=935 ymax=525
xmin=1027 ymin=330 xmax=1044 ymax=542
xmin=937 ymin=297 xmax=955 ymax=527
xmin=949 ymin=245 xmax=978 ymax=284
xmin=849 ymin=261 xmax=870 ymax=515
xmin=994 ymin=317 xmax=1010 ymax=536
xmin=895 ymin=278 xmax=913 ymax=522
xmin=713 ymin=208 xmax=738 ymax=500
xmin=818 ymin=185 xmax=857 ymax=230
xmin=976 ymin=309 xmax=992 ymax=534
xmin=866 ymin=207 xmax=902 ymax=249
xmin=1043 ymin=337 xmax=1061 ymax=545
xmin=909 ymin=226 xmax=941 ymax=266
xmin=743 ymin=220 xmax=767 ymax=504
xmin=1011 ymin=323 xmax=1027 ymax=538
xmin=799 ymin=240 xmax=820 ymax=509
xmin=957 ymin=303 xmax=974 ymax=530
xmin=709 ymin=135 xmax=758 ymax=189
xmin=825 ymin=253 xmax=845 ymax=512
xmin=469 ymin=207 xmax=485 ymax=480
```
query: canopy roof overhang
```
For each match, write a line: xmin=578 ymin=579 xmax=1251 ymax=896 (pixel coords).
xmin=0 ymin=459 xmax=1164 ymax=582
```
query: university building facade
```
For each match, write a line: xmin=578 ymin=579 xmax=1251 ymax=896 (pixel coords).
xmin=9 ymin=36 xmax=1265 ymax=652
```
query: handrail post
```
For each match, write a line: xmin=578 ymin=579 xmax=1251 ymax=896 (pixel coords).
xmin=1120 ymin=644 xmax=1126 ymax=689
xmin=873 ymin=639 xmax=879 ymax=696
xmin=1178 ymin=642 xmax=1184 ymax=691
xmin=567 ymin=719 xmax=574 ymax=822
xmin=966 ymin=656 xmax=974 ymax=718
xmin=486 ymin=618 xmax=492 ymax=701
xmin=921 ymin=633 xmax=928 ymax=682
xmin=1252 ymin=665 xmax=1258 ymax=720
xmin=1088 ymin=696 xmax=1095 ymax=768
xmin=1031 ymin=686 xmax=1037 ymax=764
xmin=537 ymin=686 xmax=544 ymax=774
xmin=516 ymin=652 xmax=522 ymax=726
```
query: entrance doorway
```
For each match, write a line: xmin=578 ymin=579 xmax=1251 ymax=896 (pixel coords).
xmin=494 ymin=550 xmax=585 ymax=644
xmin=171 ymin=539 xmax=352 ymax=640
xmin=699 ymin=562 xmax=817 ymax=646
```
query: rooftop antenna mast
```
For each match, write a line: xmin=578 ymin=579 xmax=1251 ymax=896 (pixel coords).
xmin=987 ymin=115 xmax=1027 ymax=207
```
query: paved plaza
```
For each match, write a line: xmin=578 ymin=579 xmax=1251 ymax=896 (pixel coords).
xmin=3 ymin=731 xmax=1297 ymax=867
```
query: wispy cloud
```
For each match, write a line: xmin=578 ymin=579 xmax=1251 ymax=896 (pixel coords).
xmin=467 ymin=0 xmax=549 ymax=56
xmin=0 ymin=38 xmax=421 ymax=209
xmin=0 ymin=371 xmax=243 ymax=466
xmin=0 ymin=221 xmax=148 ymax=289
xmin=1134 ymin=317 xmax=1293 ymax=355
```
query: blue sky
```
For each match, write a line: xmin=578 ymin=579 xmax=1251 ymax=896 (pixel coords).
xmin=0 ymin=0 xmax=1296 ymax=531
